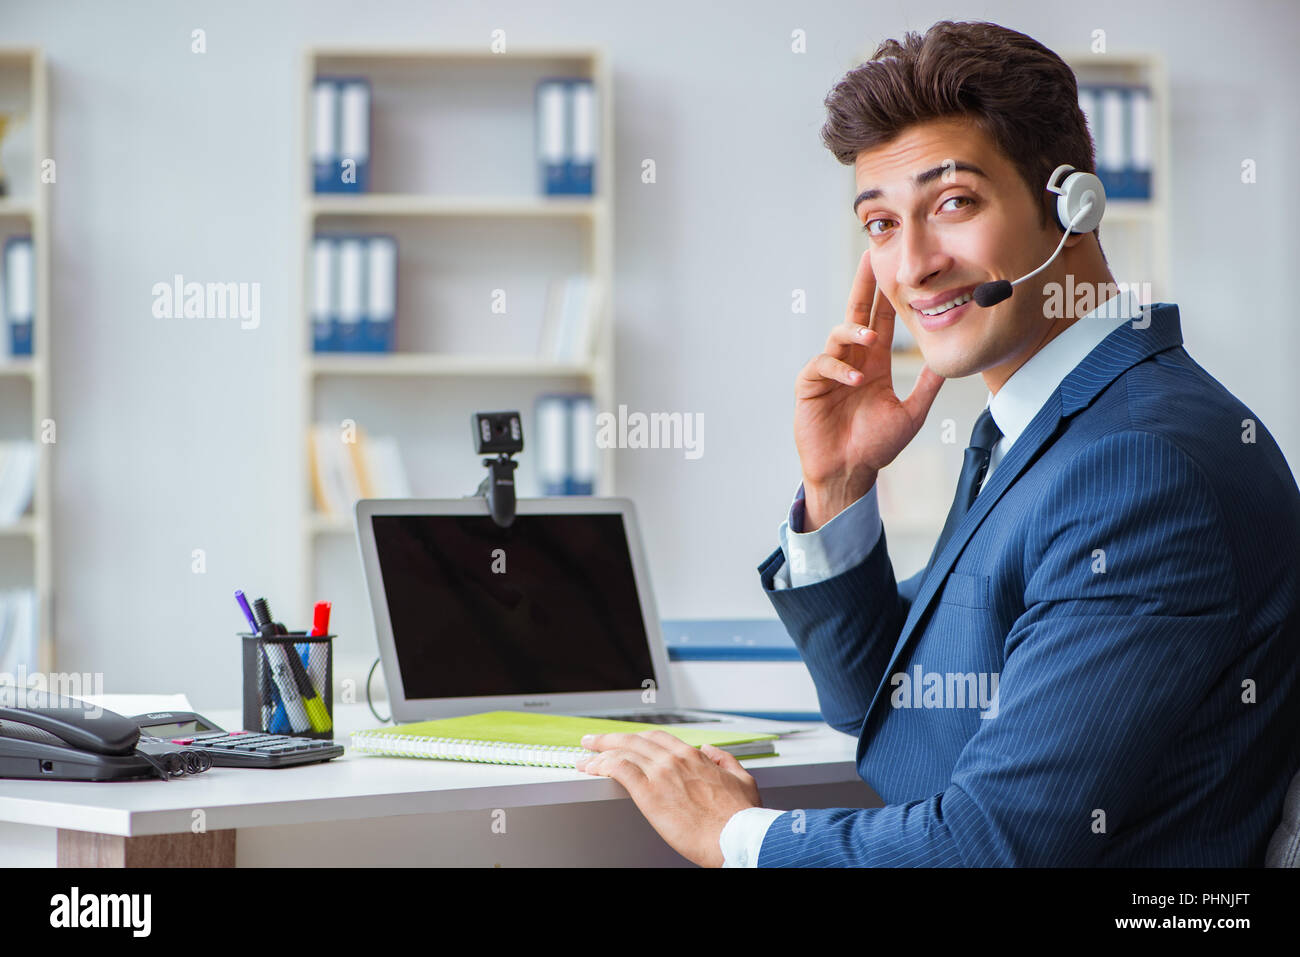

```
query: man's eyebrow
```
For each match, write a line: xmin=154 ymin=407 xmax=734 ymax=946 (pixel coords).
xmin=853 ymin=162 xmax=989 ymax=215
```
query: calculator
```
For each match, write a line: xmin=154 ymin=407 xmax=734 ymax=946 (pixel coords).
xmin=130 ymin=710 xmax=344 ymax=769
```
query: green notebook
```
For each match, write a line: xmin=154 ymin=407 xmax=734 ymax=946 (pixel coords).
xmin=351 ymin=710 xmax=780 ymax=768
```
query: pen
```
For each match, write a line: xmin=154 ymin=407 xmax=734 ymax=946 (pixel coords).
xmin=236 ymin=589 xmax=278 ymax=731
xmin=252 ymin=598 xmax=313 ymax=733
xmin=297 ymin=600 xmax=330 ymax=669
xmin=302 ymin=601 xmax=331 ymax=693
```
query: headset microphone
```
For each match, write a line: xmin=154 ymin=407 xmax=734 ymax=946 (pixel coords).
xmin=972 ymin=164 xmax=1106 ymax=308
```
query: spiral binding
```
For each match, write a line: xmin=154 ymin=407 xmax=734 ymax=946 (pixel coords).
xmin=351 ymin=732 xmax=588 ymax=768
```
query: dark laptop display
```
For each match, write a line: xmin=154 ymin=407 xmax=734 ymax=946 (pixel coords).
xmin=371 ymin=513 xmax=657 ymax=699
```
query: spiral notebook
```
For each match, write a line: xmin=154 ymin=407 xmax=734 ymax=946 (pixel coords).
xmin=351 ymin=710 xmax=780 ymax=768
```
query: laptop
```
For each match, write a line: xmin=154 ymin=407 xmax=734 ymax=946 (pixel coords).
xmin=354 ymin=496 xmax=807 ymax=734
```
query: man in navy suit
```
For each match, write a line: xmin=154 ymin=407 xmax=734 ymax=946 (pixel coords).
xmin=577 ymin=20 xmax=1300 ymax=867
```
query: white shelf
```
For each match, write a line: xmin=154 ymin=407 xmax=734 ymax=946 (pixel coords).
xmin=0 ymin=517 xmax=40 ymax=538
xmin=0 ymin=357 xmax=41 ymax=377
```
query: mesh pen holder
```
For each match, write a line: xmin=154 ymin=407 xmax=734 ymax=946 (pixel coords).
xmin=240 ymin=632 xmax=335 ymax=740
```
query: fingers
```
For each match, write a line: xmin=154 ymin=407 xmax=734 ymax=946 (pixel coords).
xmin=582 ymin=730 xmax=696 ymax=761
xmin=699 ymin=743 xmax=746 ymax=776
xmin=899 ymin=363 xmax=947 ymax=425
xmin=822 ymin=320 xmax=879 ymax=357
xmin=845 ymin=247 xmax=897 ymax=348
xmin=867 ymin=278 xmax=898 ymax=349
xmin=799 ymin=353 xmax=863 ymax=390
xmin=575 ymin=748 xmax=650 ymax=793
xmin=844 ymin=248 xmax=876 ymax=328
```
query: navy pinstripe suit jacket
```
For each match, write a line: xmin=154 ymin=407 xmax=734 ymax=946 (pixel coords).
xmin=756 ymin=303 xmax=1300 ymax=865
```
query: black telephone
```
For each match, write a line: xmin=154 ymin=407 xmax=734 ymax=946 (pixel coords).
xmin=0 ymin=691 xmax=194 ymax=782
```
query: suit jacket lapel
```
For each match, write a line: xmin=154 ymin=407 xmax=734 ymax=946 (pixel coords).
xmin=855 ymin=303 xmax=1186 ymax=741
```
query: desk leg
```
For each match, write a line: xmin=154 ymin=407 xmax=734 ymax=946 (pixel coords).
xmin=56 ymin=830 xmax=236 ymax=867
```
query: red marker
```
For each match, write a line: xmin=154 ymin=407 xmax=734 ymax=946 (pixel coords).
xmin=310 ymin=601 xmax=332 ymax=636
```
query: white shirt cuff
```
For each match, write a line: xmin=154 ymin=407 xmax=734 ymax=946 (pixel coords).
xmin=720 ymin=807 xmax=786 ymax=867
xmin=775 ymin=481 xmax=882 ymax=587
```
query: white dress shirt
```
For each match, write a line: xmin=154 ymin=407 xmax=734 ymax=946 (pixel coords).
xmin=722 ymin=287 xmax=1144 ymax=867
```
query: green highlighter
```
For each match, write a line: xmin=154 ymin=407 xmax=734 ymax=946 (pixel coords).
xmin=274 ymin=625 xmax=332 ymax=733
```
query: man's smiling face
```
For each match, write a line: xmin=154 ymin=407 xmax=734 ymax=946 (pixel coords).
xmin=853 ymin=114 xmax=1074 ymax=386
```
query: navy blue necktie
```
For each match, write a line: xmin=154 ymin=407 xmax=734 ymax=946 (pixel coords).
xmin=930 ymin=407 xmax=1003 ymax=566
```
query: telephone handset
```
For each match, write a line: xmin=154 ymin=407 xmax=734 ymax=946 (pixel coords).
xmin=0 ymin=690 xmax=172 ymax=781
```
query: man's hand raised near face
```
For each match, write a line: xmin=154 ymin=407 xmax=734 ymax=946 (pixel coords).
xmin=794 ymin=248 xmax=946 ymax=529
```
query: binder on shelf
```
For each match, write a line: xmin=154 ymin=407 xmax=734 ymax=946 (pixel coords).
xmin=568 ymin=394 xmax=595 ymax=495
xmin=335 ymin=237 xmax=366 ymax=352
xmin=535 ymin=393 xmax=595 ymax=496
xmin=1080 ymin=83 xmax=1152 ymax=201
xmin=536 ymin=77 xmax=597 ymax=196
xmin=311 ymin=79 xmax=339 ymax=193
xmin=536 ymin=79 xmax=568 ymax=196
xmin=311 ymin=237 xmax=336 ymax=352
xmin=312 ymin=234 xmax=397 ymax=353
xmin=1128 ymin=85 xmax=1152 ymax=200
xmin=312 ymin=77 xmax=371 ymax=193
xmin=3 ymin=236 xmax=34 ymax=357
xmin=536 ymin=394 xmax=569 ymax=496
xmin=364 ymin=235 xmax=397 ymax=352
xmin=1098 ymin=86 xmax=1127 ymax=198
xmin=338 ymin=79 xmax=372 ymax=193
xmin=568 ymin=79 xmax=597 ymax=196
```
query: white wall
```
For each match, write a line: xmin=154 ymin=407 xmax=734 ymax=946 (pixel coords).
xmin=1 ymin=0 xmax=1295 ymax=708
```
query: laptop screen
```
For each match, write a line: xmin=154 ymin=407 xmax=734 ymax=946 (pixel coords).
xmin=371 ymin=512 xmax=657 ymax=700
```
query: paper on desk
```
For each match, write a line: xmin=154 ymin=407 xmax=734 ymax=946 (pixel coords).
xmin=67 ymin=693 xmax=194 ymax=718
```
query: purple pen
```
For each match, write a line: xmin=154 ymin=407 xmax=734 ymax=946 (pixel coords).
xmin=234 ymin=590 xmax=260 ymax=633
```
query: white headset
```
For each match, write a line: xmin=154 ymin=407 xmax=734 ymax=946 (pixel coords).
xmin=1047 ymin=163 xmax=1106 ymax=234
xmin=972 ymin=163 xmax=1106 ymax=307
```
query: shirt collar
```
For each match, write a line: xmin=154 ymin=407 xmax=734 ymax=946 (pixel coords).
xmin=986 ymin=287 xmax=1143 ymax=449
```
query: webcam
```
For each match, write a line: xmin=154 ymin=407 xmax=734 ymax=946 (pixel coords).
xmin=471 ymin=411 xmax=524 ymax=528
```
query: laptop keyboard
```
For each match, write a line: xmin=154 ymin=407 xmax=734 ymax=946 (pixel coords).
xmin=578 ymin=711 xmax=724 ymax=725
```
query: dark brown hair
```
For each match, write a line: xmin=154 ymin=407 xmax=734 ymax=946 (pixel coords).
xmin=821 ymin=20 xmax=1099 ymax=239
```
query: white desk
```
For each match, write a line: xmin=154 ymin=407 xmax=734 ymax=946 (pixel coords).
xmin=0 ymin=704 xmax=882 ymax=866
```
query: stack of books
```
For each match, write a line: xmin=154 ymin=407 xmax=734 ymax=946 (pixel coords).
xmin=308 ymin=425 xmax=411 ymax=514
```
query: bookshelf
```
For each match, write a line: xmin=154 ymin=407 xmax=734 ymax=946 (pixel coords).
xmin=0 ymin=49 xmax=50 ymax=674
xmin=839 ymin=49 xmax=1171 ymax=576
xmin=298 ymin=47 xmax=615 ymax=682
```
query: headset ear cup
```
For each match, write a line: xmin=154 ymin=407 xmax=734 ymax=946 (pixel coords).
xmin=1055 ymin=170 xmax=1106 ymax=233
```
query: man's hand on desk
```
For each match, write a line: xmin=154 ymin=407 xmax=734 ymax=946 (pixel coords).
xmin=575 ymin=730 xmax=761 ymax=867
